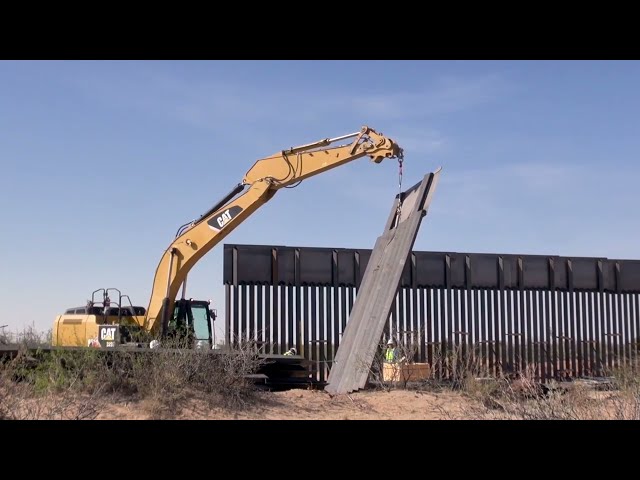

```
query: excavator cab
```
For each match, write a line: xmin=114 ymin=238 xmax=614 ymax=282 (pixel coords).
xmin=167 ymin=299 xmax=215 ymax=349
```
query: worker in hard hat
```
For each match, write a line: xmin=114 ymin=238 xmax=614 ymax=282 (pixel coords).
xmin=384 ymin=338 xmax=400 ymax=363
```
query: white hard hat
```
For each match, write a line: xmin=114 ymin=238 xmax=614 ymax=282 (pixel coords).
xmin=387 ymin=338 xmax=395 ymax=345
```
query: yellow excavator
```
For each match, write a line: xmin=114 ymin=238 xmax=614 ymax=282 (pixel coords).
xmin=52 ymin=126 xmax=404 ymax=349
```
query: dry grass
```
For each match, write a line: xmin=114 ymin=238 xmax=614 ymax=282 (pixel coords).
xmin=364 ymin=342 xmax=640 ymax=420
xmin=0 ymin=330 xmax=264 ymax=420
xmin=430 ymin=358 xmax=640 ymax=420
xmin=5 ymin=324 xmax=640 ymax=420
xmin=1 ymin=323 xmax=50 ymax=348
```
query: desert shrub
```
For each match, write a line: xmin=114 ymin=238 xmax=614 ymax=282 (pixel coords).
xmin=0 ymin=347 xmax=104 ymax=420
xmin=1 ymin=328 xmax=264 ymax=419
xmin=606 ymin=362 xmax=640 ymax=420
xmin=110 ymin=338 xmax=264 ymax=417
xmin=0 ymin=323 xmax=50 ymax=348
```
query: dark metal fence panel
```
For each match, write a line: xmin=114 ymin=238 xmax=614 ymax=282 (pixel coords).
xmin=224 ymin=244 xmax=640 ymax=382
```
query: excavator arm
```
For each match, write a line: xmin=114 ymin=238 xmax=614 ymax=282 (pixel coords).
xmin=145 ymin=126 xmax=404 ymax=336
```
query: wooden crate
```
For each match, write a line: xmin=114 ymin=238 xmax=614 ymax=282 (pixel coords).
xmin=383 ymin=362 xmax=431 ymax=382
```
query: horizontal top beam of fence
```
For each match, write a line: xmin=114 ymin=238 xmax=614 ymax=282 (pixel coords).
xmin=223 ymin=244 xmax=640 ymax=293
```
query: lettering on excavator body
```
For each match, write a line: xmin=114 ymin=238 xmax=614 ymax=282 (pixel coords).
xmin=217 ymin=209 xmax=232 ymax=228
xmin=207 ymin=206 xmax=243 ymax=232
xmin=100 ymin=327 xmax=116 ymax=341
xmin=98 ymin=325 xmax=120 ymax=348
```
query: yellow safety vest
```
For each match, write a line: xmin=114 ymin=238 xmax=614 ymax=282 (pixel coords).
xmin=385 ymin=348 xmax=396 ymax=362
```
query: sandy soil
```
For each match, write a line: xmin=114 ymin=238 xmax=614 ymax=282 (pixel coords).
xmin=95 ymin=388 xmax=477 ymax=420
xmin=5 ymin=382 xmax=628 ymax=420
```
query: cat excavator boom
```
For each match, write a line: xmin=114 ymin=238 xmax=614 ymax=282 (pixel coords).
xmin=52 ymin=126 xmax=404 ymax=348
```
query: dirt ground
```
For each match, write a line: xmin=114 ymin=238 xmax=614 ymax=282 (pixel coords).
xmin=96 ymin=388 xmax=477 ymax=420
xmin=5 ymin=381 xmax=629 ymax=420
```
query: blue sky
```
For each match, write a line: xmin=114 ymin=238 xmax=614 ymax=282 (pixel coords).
xmin=2 ymin=60 xmax=640 ymax=338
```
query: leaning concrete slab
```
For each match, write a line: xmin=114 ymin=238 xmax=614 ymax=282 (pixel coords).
xmin=324 ymin=168 xmax=442 ymax=395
